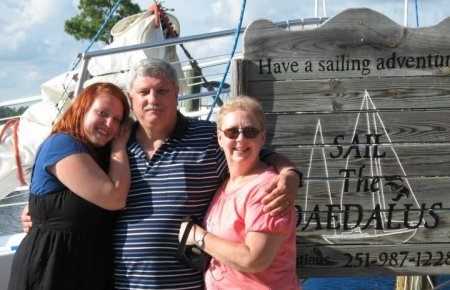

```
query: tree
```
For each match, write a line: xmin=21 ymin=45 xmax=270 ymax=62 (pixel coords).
xmin=0 ymin=106 xmax=28 ymax=124
xmin=64 ymin=0 xmax=142 ymax=44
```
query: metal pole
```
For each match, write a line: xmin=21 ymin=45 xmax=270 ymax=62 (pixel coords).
xmin=315 ymin=0 xmax=319 ymax=18
xmin=74 ymin=55 xmax=90 ymax=98
xmin=75 ymin=17 xmax=328 ymax=91
xmin=404 ymin=0 xmax=409 ymax=26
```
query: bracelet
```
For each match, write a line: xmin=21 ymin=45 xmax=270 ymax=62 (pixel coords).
xmin=286 ymin=168 xmax=303 ymax=188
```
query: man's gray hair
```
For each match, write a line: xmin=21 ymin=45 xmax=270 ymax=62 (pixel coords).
xmin=128 ymin=58 xmax=179 ymax=91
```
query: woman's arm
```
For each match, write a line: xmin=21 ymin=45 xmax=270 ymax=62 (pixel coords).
xmin=180 ymin=222 xmax=284 ymax=272
xmin=48 ymin=119 xmax=132 ymax=210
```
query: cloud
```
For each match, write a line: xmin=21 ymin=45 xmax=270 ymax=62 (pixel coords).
xmin=0 ymin=0 xmax=88 ymax=100
xmin=1 ymin=0 xmax=450 ymax=102
xmin=0 ymin=0 xmax=81 ymax=61
xmin=24 ymin=70 xmax=44 ymax=82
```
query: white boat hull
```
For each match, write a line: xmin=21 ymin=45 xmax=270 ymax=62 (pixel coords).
xmin=0 ymin=233 xmax=25 ymax=290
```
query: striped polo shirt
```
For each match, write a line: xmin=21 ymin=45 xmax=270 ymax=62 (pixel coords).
xmin=113 ymin=112 xmax=228 ymax=289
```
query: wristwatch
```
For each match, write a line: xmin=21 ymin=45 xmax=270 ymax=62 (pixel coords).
xmin=195 ymin=231 xmax=208 ymax=248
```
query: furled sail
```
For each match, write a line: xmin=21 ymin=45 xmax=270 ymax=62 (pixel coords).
xmin=0 ymin=8 xmax=183 ymax=199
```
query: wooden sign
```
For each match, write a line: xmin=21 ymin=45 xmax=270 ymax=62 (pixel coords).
xmin=232 ymin=8 xmax=450 ymax=278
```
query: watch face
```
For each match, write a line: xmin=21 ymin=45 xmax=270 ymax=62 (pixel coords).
xmin=192 ymin=247 xmax=202 ymax=254
xmin=196 ymin=231 xmax=207 ymax=247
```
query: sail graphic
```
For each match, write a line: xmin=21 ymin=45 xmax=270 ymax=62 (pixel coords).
xmin=304 ymin=90 xmax=421 ymax=244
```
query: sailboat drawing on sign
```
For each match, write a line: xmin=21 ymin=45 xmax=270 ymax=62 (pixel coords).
xmin=304 ymin=90 xmax=421 ymax=245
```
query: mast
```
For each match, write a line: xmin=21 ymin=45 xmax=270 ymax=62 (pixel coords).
xmin=404 ymin=0 xmax=409 ymax=26
xmin=396 ymin=2 xmax=433 ymax=289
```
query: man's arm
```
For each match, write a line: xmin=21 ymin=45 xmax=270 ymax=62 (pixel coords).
xmin=262 ymin=153 xmax=303 ymax=215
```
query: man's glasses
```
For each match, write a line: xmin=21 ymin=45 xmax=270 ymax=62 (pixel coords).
xmin=220 ymin=127 xmax=262 ymax=139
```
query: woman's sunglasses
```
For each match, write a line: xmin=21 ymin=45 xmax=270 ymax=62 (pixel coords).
xmin=220 ymin=127 xmax=262 ymax=139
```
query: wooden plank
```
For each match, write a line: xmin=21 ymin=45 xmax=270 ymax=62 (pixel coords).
xmin=234 ymin=7 xmax=450 ymax=277
xmin=272 ymin=145 xmax=450 ymax=177
xmin=297 ymin=243 xmax=450 ymax=278
xmin=297 ymin=177 xmax=450 ymax=204
xmin=243 ymin=9 xmax=450 ymax=81
xmin=264 ymin=111 xmax=450 ymax=145
xmin=231 ymin=59 xmax=247 ymax=97
xmin=294 ymin=204 xmax=450 ymax=244
xmin=244 ymin=76 xmax=450 ymax=112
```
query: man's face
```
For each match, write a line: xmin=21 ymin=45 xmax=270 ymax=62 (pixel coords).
xmin=128 ymin=73 xmax=179 ymax=130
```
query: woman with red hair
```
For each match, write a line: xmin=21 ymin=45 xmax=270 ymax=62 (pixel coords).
xmin=9 ymin=82 xmax=132 ymax=290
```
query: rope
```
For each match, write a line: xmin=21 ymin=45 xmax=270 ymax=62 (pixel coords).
xmin=70 ymin=0 xmax=124 ymax=71
xmin=154 ymin=2 xmax=223 ymax=106
xmin=415 ymin=0 xmax=419 ymax=27
xmin=54 ymin=0 xmax=124 ymax=119
xmin=0 ymin=1 xmax=126 ymax=190
xmin=0 ymin=119 xmax=27 ymax=186
xmin=206 ymin=0 xmax=247 ymax=121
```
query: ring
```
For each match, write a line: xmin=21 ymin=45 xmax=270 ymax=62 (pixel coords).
xmin=284 ymin=200 xmax=290 ymax=206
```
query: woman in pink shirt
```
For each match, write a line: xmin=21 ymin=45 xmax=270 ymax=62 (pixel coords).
xmin=179 ymin=96 xmax=301 ymax=289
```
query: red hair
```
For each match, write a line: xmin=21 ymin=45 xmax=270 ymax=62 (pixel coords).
xmin=51 ymin=82 xmax=130 ymax=146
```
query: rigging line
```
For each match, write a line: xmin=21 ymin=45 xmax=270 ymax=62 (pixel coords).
xmin=53 ymin=0 xmax=123 ymax=120
xmin=206 ymin=0 xmax=247 ymax=121
xmin=0 ymin=201 xmax=28 ymax=208
xmin=70 ymin=0 xmax=123 ymax=71
xmin=415 ymin=0 xmax=419 ymax=27
xmin=0 ymin=191 xmax=28 ymax=200
xmin=154 ymin=2 xmax=224 ymax=106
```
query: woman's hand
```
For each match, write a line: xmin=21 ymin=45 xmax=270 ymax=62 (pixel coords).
xmin=179 ymin=221 xmax=201 ymax=245
xmin=21 ymin=204 xmax=32 ymax=233
xmin=112 ymin=117 xmax=134 ymax=148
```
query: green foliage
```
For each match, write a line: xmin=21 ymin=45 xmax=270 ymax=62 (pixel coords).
xmin=0 ymin=106 xmax=28 ymax=125
xmin=64 ymin=0 xmax=142 ymax=44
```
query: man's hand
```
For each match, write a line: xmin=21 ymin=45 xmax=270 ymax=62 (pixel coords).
xmin=262 ymin=169 xmax=301 ymax=216
xmin=21 ymin=204 xmax=32 ymax=233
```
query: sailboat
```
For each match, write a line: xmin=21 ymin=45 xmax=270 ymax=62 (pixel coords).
xmin=0 ymin=5 xmax=185 ymax=201
xmin=0 ymin=2 xmax=329 ymax=287
xmin=1 ymin=1 xmax=450 ymax=289
xmin=307 ymin=90 xmax=420 ymax=244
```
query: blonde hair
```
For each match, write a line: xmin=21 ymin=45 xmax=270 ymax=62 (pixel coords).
xmin=217 ymin=95 xmax=266 ymax=130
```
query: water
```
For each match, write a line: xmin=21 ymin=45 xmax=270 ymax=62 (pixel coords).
xmin=303 ymin=276 xmax=396 ymax=289
xmin=1 ymin=192 xmax=449 ymax=289
xmin=0 ymin=191 xmax=27 ymax=235
xmin=303 ymin=276 xmax=450 ymax=289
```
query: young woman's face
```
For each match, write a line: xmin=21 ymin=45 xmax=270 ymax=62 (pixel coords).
xmin=218 ymin=109 xmax=265 ymax=165
xmin=83 ymin=93 xmax=124 ymax=147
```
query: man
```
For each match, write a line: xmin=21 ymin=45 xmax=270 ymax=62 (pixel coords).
xmin=113 ymin=58 xmax=301 ymax=289
xmin=22 ymin=58 xmax=301 ymax=289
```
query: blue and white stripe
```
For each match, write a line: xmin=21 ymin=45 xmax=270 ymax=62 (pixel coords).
xmin=113 ymin=114 xmax=227 ymax=290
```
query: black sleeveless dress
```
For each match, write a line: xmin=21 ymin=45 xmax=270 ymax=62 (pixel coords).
xmin=8 ymin=189 xmax=117 ymax=290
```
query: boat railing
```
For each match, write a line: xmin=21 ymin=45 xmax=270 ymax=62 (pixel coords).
xmin=1 ymin=16 xmax=327 ymax=122
xmin=74 ymin=16 xmax=328 ymax=119
xmin=0 ymin=16 xmax=327 ymax=196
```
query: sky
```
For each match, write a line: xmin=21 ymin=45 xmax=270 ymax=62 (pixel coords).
xmin=1 ymin=0 xmax=450 ymax=104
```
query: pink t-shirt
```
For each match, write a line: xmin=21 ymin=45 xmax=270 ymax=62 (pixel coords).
xmin=204 ymin=167 xmax=301 ymax=290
